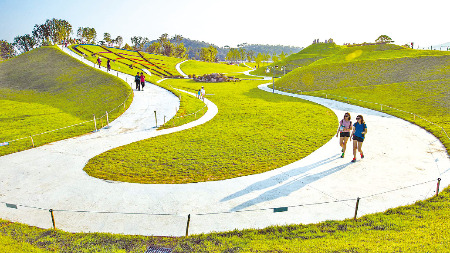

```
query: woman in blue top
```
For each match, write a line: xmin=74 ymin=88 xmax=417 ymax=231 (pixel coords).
xmin=350 ymin=115 xmax=367 ymax=163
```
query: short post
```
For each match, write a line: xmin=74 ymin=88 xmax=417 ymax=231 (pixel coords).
xmin=414 ymin=114 xmax=416 ymax=121
xmin=185 ymin=214 xmax=191 ymax=237
xmin=106 ymin=111 xmax=109 ymax=126
xmin=30 ymin=136 xmax=35 ymax=147
xmin=381 ymin=105 xmax=383 ymax=111
xmin=117 ymin=72 xmax=118 ymax=77
xmin=326 ymin=94 xmax=327 ymax=99
xmin=123 ymin=103 xmax=126 ymax=111
xmin=164 ymin=115 xmax=166 ymax=124
xmin=49 ymin=209 xmax=56 ymax=229
xmin=436 ymin=178 xmax=441 ymax=196
xmin=154 ymin=111 xmax=157 ymax=127
xmin=353 ymin=197 xmax=360 ymax=221
xmin=93 ymin=115 xmax=97 ymax=131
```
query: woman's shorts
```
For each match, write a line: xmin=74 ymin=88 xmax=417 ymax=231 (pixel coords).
xmin=353 ymin=135 xmax=364 ymax=142
xmin=340 ymin=132 xmax=350 ymax=138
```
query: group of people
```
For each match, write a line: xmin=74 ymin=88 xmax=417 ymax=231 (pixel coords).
xmin=134 ymin=72 xmax=146 ymax=91
xmin=197 ymin=86 xmax=206 ymax=101
xmin=336 ymin=112 xmax=368 ymax=163
xmin=96 ymin=57 xmax=112 ymax=72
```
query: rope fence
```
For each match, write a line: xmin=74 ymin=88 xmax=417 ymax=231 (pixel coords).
xmin=0 ymin=177 xmax=444 ymax=235
xmin=1 ymin=91 xmax=132 ymax=148
xmin=275 ymin=87 xmax=450 ymax=143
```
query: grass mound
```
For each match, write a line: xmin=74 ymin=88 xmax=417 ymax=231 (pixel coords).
xmin=180 ymin=60 xmax=250 ymax=76
xmin=84 ymin=79 xmax=336 ymax=184
xmin=0 ymin=46 xmax=132 ymax=156
xmin=250 ymin=43 xmax=343 ymax=77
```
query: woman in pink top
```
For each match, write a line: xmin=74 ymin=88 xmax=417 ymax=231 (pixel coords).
xmin=140 ymin=72 xmax=145 ymax=91
xmin=335 ymin=112 xmax=352 ymax=158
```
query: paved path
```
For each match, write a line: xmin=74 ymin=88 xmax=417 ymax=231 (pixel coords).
xmin=0 ymin=50 xmax=448 ymax=237
xmin=175 ymin=60 xmax=189 ymax=77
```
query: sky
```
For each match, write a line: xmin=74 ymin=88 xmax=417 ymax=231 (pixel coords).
xmin=0 ymin=0 xmax=449 ymax=49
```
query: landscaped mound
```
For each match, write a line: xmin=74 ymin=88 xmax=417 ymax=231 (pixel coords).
xmin=0 ymin=46 xmax=132 ymax=155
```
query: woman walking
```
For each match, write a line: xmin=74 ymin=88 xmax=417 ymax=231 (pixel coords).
xmin=350 ymin=115 xmax=367 ymax=163
xmin=134 ymin=72 xmax=141 ymax=91
xmin=336 ymin=112 xmax=352 ymax=158
xmin=140 ymin=72 xmax=145 ymax=91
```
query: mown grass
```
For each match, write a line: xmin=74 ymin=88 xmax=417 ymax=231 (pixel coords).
xmin=275 ymin=51 xmax=450 ymax=154
xmin=250 ymin=43 xmax=343 ymax=77
xmin=157 ymin=79 xmax=208 ymax=130
xmin=180 ymin=60 xmax=250 ymax=76
xmin=83 ymin=79 xmax=336 ymax=184
xmin=0 ymin=46 xmax=133 ymax=156
xmin=70 ymin=44 xmax=182 ymax=84
xmin=2 ymin=187 xmax=449 ymax=252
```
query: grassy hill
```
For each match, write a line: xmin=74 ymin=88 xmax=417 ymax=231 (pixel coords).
xmin=180 ymin=60 xmax=250 ymax=76
xmin=84 ymin=79 xmax=336 ymax=184
xmin=0 ymin=46 xmax=132 ymax=156
xmin=250 ymin=43 xmax=343 ymax=77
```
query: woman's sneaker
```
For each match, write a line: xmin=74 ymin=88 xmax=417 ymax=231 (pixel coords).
xmin=351 ymin=158 xmax=356 ymax=163
xmin=361 ymin=153 xmax=364 ymax=159
xmin=341 ymin=153 xmax=345 ymax=158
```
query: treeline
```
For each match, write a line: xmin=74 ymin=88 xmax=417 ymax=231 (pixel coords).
xmin=1 ymin=18 xmax=302 ymax=63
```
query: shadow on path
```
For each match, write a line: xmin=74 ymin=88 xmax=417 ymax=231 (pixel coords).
xmin=229 ymin=161 xmax=351 ymax=212
xmin=222 ymin=155 xmax=339 ymax=203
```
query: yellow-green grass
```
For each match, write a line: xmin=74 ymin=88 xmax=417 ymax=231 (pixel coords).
xmin=70 ymin=44 xmax=182 ymax=83
xmin=180 ymin=60 xmax=250 ymax=76
xmin=250 ymin=43 xmax=343 ymax=77
xmin=83 ymin=79 xmax=336 ymax=184
xmin=2 ymin=187 xmax=449 ymax=251
xmin=157 ymin=79 xmax=208 ymax=130
xmin=0 ymin=46 xmax=132 ymax=156
xmin=275 ymin=55 xmax=450 ymax=154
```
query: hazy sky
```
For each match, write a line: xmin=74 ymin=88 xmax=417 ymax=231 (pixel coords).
xmin=0 ymin=0 xmax=448 ymax=48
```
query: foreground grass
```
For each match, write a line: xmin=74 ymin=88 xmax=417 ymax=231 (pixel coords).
xmin=0 ymin=46 xmax=132 ymax=156
xmin=2 ymin=187 xmax=449 ymax=252
xmin=84 ymin=79 xmax=336 ymax=184
xmin=180 ymin=60 xmax=250 ymax=76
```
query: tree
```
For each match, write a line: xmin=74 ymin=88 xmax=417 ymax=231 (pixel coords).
xmin=103 ymin=33 xmax=111 ymax=46
xmin=279 ymin=51 xmax=287 ymax=61
xmin=77 ymin=27 xmax=97 ymax=44
xmin=271 ymin=52 xmax=279 ymax=63
xmin=131 ymin=36 xmax=149 ymax=50
xmin=173 ymin=42 xmax=188 ymax=58
xmin=247 ymin=50 xmax=255 ymax=62
xmin=33 ymin=19 xmax=72 ymax=46
xmin=255 ymin=53 xmax=263 ymax=68
xmin=200 ymin=45 xmax=218 ymax=62
xmin=14 ymin=34 xmax=36 ymax=53
xmin=239 ymin=48 xmax=246 ymax=62
xmin=0 ymin=40 xmax=16 ymax=60
xmin=375 ymin=35 xmax=394 ymax=43
xmin=115 ymin=36 xmax=123 ymax=48
xmin=122 ymin=43 xmax=133 ymax=50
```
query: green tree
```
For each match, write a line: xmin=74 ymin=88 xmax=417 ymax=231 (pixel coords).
xmin=255 ymin=53 xmax=263 ymax=68
xmin=131 ymin=36 xmax=149 ymax=50
xmin=14 ymin=34 xmax=36 ymax=53
xmin=279 ymin=51 xmax=287 ymax=61
xmin=103 ymin=33 xmax=111 ymax=46
xmin=122 ymin=43 xmax=132 ymax=50
xmin=200 ymin=45 xmax=218 ymax=62
xmin=239 ymin=47 xmax=246 ymax=62
xmin=272 ymin=52 xmax=279 ymax=63
xmin=0 ymin=40 xmax=16 ymax=60
xmin=115 ymin=36 xmax=123 ymax=48
xmin=375 ymin=35 xmax=394 ymax=43
xmin=247 ymin=50 xmax=255 ymax=62
xmin=77 ymin=27 xmax=96 ymax=44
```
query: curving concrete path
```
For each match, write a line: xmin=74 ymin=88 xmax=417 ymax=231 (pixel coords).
xmin=0 ymin=49 xmax=449 ymax=237
xmin=175 ymin=60 xmax=189 ymax=78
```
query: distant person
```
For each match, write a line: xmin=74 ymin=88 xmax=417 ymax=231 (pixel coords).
xmin=107 ymin=59 xmax=111 ymax=72
xmin=135 ymin=72 xmax=141 ymax=91
xmin=336 ymin=112 xmax=352 ymax=158
xmin=197 ymin=89 xmax=201 ymax=99
xmin=200 ymin=86 xmax=206 ymax=101
xmin=140 ymin=72 xmax=145 ymax=91
xmin=97 ymin=57 xmax=102 ymax=68
xmin=350 ymin=115 xmax=367 ymax=163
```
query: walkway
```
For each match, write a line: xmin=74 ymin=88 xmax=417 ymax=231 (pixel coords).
xmin=0 ymin=50 xmax=448 ymax=237
xmin=175 ymin=59 xmax=189 ymax=77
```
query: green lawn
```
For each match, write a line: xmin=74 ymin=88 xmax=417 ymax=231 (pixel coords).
xmin=84 ymin=79 xmax=336 ymax=184
xmin=0 ymin=46 xmax=133 ymax=156
xmin=180 ymin=60 xmax=250 ymax=76
xmin=275 ymin=53 xmax=450 ymax=154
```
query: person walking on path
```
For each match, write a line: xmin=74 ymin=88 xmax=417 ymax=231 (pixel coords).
xmin=140 ymin=72 xmax=145 ymax=91
xmin=197 ymin=89 xmax=201 ymax=99
xmin=107 ymin=59 xmax=111 ymax=72
xmin=336 ymin=112 xmax=352 ymax=158
xmin=350 ymin=115 xmax=367 ymax=163
xmin=200 ymin=86 xmax=206 ymax=102
xmin=135 ymin=72 xmax=141 ymax=91
xmin=97 ymin=57 xmax=102 ymax=68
